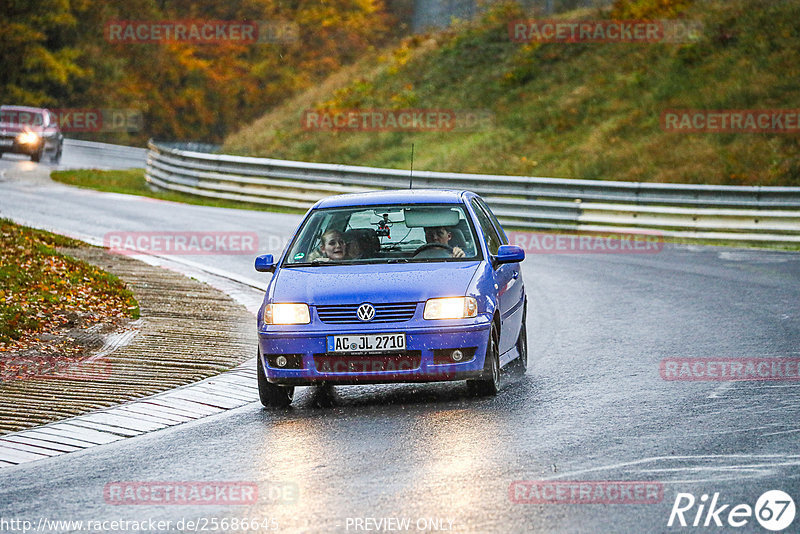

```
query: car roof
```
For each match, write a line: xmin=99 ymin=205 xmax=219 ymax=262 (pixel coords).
xmin=314 ymin=189 xmax=474 ymax=209
xmin=0 ymin=105 xmax=48 ymax=113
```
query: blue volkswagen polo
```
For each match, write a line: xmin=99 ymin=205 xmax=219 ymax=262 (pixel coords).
xmin=254 ymin=189 xmax=527 ymax=406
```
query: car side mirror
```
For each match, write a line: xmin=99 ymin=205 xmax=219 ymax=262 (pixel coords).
xmin=254 ymin=254 xmax=275 ymax=273
xmin=493 ymin=245 xmax=525 ymax=265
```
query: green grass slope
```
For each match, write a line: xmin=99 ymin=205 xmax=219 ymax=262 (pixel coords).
xmin=223 ymin=0 xmax=800 ymax=186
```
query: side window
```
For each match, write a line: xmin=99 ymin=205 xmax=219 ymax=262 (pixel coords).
xmin=470 ymin=199 xmax=501 ymax=255
xmin=475 ymin=198 xmax=508 ymax=245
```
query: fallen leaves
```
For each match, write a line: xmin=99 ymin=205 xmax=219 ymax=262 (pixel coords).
xmin=0 ymin=220 xmax=140 ymax=354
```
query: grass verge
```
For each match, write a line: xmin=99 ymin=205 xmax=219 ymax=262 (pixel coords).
xmin=222 ymin=0 xmax=800 ymax=186
xmin=0 ymin=219 xmax=139 ymax=350
xmin=51 ymin=169 xmax=306 ymax=215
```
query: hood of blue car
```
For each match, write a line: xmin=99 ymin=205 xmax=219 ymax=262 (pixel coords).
xmin=271 ymin=262 xmax=480 ymax=305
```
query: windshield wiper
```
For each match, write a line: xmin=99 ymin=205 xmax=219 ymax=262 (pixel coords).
xmin=285 ymin=261 xmax=339 ymax=267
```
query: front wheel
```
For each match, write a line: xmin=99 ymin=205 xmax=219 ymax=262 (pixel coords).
xmin=257 ymin=351 xmax=294 ymax=407
xmin=51 ymin=142 xmax=62 ymax=164
xmin=467 ymin=323 xmax=500 ymax=396
xmin=31 ymin=145 xmax=43 ymax=163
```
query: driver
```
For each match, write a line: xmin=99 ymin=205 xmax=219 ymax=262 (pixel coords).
xmin=424 ymin=226 xmax=465 ymax=258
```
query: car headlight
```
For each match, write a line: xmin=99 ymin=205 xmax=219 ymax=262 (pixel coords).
xmin=423 ymin=297 xmax=478 ymax=320
xmin=16 ymin=131 xmax=40 ymax=145
xmin=264 ymin=303 xmax=310 ymax=324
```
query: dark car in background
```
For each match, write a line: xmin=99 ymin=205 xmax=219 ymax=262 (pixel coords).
xmin=0 ymin=105 xmax=63 ymax=163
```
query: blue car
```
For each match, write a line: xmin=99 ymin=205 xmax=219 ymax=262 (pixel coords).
xmin=254 ymin=189 xmax=527 ymax=407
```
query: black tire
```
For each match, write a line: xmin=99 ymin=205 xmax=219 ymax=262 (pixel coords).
xmin=51 ymin=142 xmax=62 ymax=164
xmin=31 ymin=145 xmax=43 ymax=163
xmin=311 ymin=382 xmax=336 ymax=408
xmin=510 ymin=306 xmax=528 ymax=375
xmin=467 ymin=323 xmax=500 ymax=396
xmin=257 ymin=351 xmax=294 ymax=407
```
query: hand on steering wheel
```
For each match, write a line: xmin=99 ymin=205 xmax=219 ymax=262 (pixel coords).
xmin=412 ymin=242 xmax=453 ymax=257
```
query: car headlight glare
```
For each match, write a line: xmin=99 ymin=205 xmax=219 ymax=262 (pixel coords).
xmin=423 ymin=297 xmax=478 ymax=320
xmin=264 ymin=303 xmax=310 ymax=325
xmin=17 ymin=131 xmax=40 ymax=145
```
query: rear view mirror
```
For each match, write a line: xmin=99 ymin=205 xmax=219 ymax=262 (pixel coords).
xmin=404 ymin=208 xmax=460 ymax=228
xmin=255 ymin=254 xmax=275 ymax=273
xmin=494 ymin=245 xmax=525 ymax=265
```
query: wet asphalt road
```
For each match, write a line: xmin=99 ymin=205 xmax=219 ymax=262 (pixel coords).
xmin=0 ymin=143 xmax=799 ymax=533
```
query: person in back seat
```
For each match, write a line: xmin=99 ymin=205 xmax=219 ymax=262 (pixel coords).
xmin=344 ymin=228 xmax=380 ymax=259
xmin=308 ymin=229 xmax=346 ymax=261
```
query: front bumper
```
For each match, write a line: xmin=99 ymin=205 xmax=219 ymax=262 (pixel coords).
xmin=0 ymin=136 xmax=41 ymax=156
xmin=258 ymin=318 xmax=491 ymax=386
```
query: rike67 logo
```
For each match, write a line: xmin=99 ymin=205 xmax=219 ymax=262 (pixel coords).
xmin=668 ymin=490 xmax=795 ymax=531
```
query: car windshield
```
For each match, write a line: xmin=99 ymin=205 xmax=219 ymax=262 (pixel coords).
xmin=0 ymin=108 xmax=44 ymax=127
xmin=284 ymin=203 xmax=482 ymax=265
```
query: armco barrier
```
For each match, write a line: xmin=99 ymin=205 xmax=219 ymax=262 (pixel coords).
xmin=145 ymin=141 xmax=800 ymax=243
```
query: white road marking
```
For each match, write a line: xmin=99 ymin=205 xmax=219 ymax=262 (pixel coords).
xmin=762 ymin=428 xmax=800 ymax=437
xmin=535 ymin=454 xmax=800 ymax=485
xmin=707 ymin=381 xmax=736 ymax=398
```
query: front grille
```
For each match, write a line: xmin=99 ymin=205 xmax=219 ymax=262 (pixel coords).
xmin=314 ymin=351 xmax=422 ymax=373
xmin=316 ymin=303 xmax=417 ymax=324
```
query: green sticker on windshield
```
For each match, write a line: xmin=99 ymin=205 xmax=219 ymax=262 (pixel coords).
xmin=294 ymin=252 xmax=305 ymax=260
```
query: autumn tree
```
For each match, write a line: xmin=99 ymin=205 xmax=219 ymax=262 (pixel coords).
xmin=1 ymin=0 xmax=395 ymax=142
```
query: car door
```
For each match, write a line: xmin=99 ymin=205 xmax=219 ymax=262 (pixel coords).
xmin=470 ymin=198 xmax=524 ymax=355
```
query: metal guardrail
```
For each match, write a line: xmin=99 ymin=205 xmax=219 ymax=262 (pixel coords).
xmin=65 ymin=138 xmax=147 ymax=157
xmin=145 ymin=140 xmax=800 ymax=243
xmin=63 ymin=138 xmax=147 ymax=170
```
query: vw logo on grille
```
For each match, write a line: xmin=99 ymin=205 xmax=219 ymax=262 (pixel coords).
xmin=356 ymin=303 xmax=376 ymax=322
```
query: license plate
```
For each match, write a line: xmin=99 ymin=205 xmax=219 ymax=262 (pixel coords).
xmin=327 ymin=333 xmax=406 ymax=353
xmin=0 ymin=139 xmax=13 ymax=146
